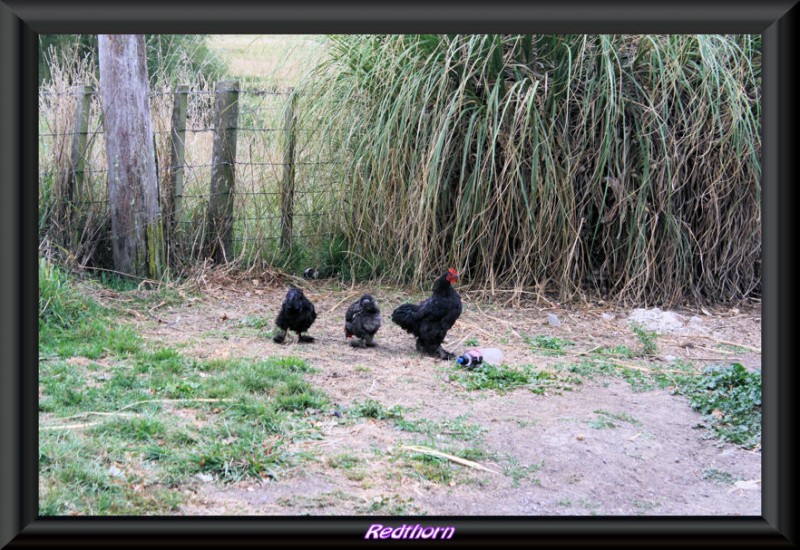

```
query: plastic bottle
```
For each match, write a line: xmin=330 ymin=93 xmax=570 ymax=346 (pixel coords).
xmin=456 ymin=347 xmax=503 ymax=368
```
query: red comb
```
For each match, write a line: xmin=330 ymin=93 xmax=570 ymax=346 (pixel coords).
xmin=448 ymin=268 xmax=458 ymax=275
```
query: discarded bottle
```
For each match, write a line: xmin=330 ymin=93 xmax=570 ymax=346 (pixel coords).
xmin=456 ymin=347 xmax=504 ymax=368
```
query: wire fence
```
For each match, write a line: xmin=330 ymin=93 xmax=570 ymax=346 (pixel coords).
xmin=39 ymin=82 xmax=344 ymax=269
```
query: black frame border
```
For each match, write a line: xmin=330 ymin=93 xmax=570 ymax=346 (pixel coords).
xmin=1 ymin=1 xmax=796 ymax=547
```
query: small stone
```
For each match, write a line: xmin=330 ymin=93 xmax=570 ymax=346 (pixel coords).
xmin=548 ymin=313 xmax=562 ymax=327
xmin=576 ymin=434 xmax=585 ymax=441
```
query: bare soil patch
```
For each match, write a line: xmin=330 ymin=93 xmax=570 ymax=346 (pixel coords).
xmin=135 ymin=276 xmax=761 ymax=516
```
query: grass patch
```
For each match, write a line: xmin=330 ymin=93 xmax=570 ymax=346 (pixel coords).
xmin=41 ymin=354 xmax=330 ymax=513
xmin=450 ymin=363 xmax=581 ymax=394
xmin=560 ymin=354 xmax=760 ymax=449
xmin=702 ymin=468 xmax=737 ymax=485
xmin=632 ymin=499 xmax=661 ymax=514
xmin=328 ymin=453 xmax=362 ymax=470
xmin=593 ymin=409 xmax=641 ymax=426
xmin=503 ymin=457 xmax=544 ymax=488
xmin=393 ymin=415 xmax=486 ymax=442
xmin=40 ymin=267 xmax=330 ymax=515
xmin=357 ymin=494 xmax=424 ymax=515
xmin=561 ymin=360 xmax=617 ymax=379
xmin=237 ymin=315 xmax=276 ymax=339
xmin=397 ymin=444 xmax=493 ymax=485
xmin=588 ymin=410 xmax=640 ymax=430
xmin=348 ymin=399 xmax=404 ymax=420
xmin=523 ymin=335 xmax=574 ymax=356
xmin=39 ymin=258 xmax=96 ymax=329
xmin=672 ymin=363 xmax=761 ymax=449
xmin=38 ymin=430 xmax=183 ymax=515
xmin=97 ymin=271 xmax=140 ymax=292
xmin=238 ymin=315 xmax=272 ymax=330
xmin=630 ymin=324 xmax=659 ymax=356
xmin=39 ymin=259 xmax=143 ymax=360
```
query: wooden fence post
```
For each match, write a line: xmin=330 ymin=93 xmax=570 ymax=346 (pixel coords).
xmin=280 ymin=88 xmax=297 ymax=253
xmin=98 ymin=34 xmax=163 ymax=280
xmin=207 ymin=80 xmax=239 ymax=263
xmin=69 ymin=84 xmax=93 ymax=202
xmin=167 ymin=85 xmax=188 ymax=237
xmin=65 ymin=84 xmax=93 ymax=246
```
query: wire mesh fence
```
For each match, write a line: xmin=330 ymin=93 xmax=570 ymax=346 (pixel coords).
xmin=39 ymin=81 xmax=344 ymax=271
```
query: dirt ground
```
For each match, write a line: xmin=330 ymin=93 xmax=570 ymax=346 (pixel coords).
xmin=136 ymin=274 xmax=761 ymax=516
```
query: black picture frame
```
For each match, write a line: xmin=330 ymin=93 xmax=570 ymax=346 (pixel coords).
xmin=2 ymin=1 xmax=796 ymax=546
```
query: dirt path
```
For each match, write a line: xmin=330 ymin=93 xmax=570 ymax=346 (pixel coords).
xmin=136 ymin=277 xmax=761 ymax=516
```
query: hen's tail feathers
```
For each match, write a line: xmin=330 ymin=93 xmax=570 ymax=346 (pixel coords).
xmin=391 ymin=303 xmax=419 ymax=333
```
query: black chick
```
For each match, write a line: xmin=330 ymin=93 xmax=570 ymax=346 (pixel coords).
xmin=391 ymin=268 xmax=462 ymax=360
xmin=345 ymin=294 xmax=382 ymax=348
xmin=273 ymin=288 xmax=317 ymax=344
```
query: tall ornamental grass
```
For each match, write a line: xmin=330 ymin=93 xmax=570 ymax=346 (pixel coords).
xmin=304 ymin=34 xmax=761 ymax=305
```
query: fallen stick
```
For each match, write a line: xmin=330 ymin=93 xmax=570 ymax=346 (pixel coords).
xmin=456 ymin=321 xmax=495 ymax=340
xmin=55 ymin=411 xmax=138 ymax=421
xmin=694 ymin=345 xmax=737 ymax=355
xmin=449 ymin=333 xmax=476 ymax=350
xmin=399 ymin=445 xmax=501 ymax=475
xmin=40 ymin=422 xmax=103 ymax=431
xmin=117 ymin=397 xmax=237 ymax=413
xmin=696 ymin=335 xmax=760 ymax=353
xmin=40 ymin=399 xmax=238 ymax=430
xmin=327 ymin=293 xmax=358 ymax=315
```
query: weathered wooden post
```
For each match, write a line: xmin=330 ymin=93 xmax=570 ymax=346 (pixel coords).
xmin=166 ymin=85 xmax=188 ymax=237
xmin=206 ymin=80 xmax=240 ymax=263
xmin=280 ymin=88 xmax=297 ymax=253
xmin=60 ymin=84 xmax=93 ymax=247
xmin=98 ymin=34 xmax=164 ymax=280
xmin=68 ymin=84 xmax=93 ymax=203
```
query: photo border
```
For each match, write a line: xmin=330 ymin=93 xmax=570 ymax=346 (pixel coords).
xmin=2 ymin=0 xmax=796 ymax=546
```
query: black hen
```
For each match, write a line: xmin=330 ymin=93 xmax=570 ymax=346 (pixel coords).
xmin=391 ymin=268 xmax=462 ymax=359
xmin=345 ymin=294 xmax=382 ymax=348
xmin=273 ymin=288 xmax=317 ymax=344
